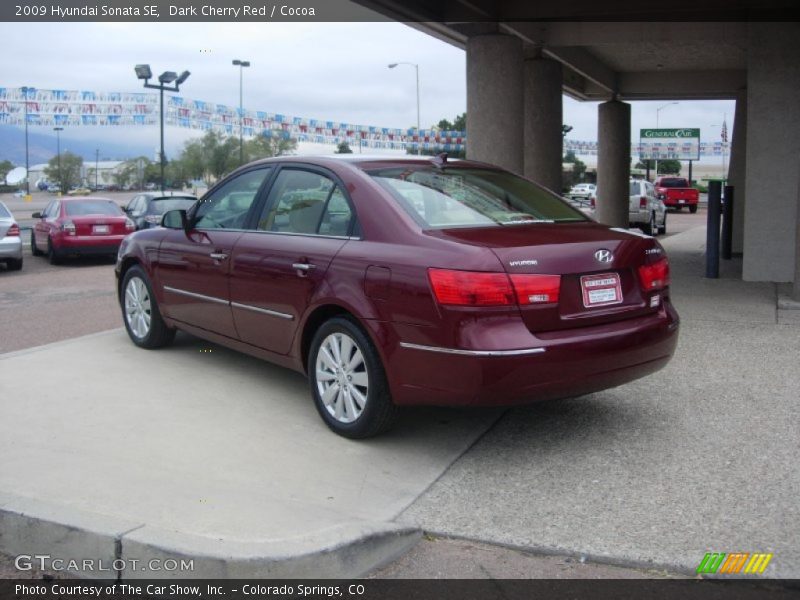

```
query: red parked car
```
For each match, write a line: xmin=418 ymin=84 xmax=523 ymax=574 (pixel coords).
xmin=115 ymin=156 xmax=679 ymax=438
xmin=32 ymin=197 xmax=135 ymax=264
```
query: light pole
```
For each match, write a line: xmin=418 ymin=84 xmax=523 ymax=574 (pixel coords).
xmin=654 ymin=102 xmax=679 ymax=177
xmin=388 ymin=62 xmax=421 ymax=155
xmin=710 ymin=119 xmax=728 ymax=183
xmin=135 ymin=64 xmax=190 ymax=192
xmin=232 ymin=59 xmax=251 ymax=166
xmin=21 ymin=86 xmax=30 ymax=195
xmin=53 ymin=127 xmax=63 ymax=190
xmin=95 ymin=148 xmax=100 ymax=190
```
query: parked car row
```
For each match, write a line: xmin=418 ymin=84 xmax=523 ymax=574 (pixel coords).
xmin=568 ymin=180 xmax=667 ymax=236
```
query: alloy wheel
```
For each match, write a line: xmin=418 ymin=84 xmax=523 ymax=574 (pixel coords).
xmin=125 ymin=276 xmax=152 ymax=340
xmin=315 ymin=332 xmax=369 ymax=424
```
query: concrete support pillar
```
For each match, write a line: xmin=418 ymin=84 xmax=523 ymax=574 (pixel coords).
xmin=466 ymin=34 xmax=523 ymax=174
xmin=596 ymin=100 xmax=631 ymax=228
xmin=523 ymin=57 xmax=563 ymax=193
xmin=728 ymin=87 xmax=747 ymax=255
xmin=743 ymin=23 xmax=800 ymax=282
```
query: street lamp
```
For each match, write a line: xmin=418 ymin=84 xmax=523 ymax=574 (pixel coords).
xmin=388 ymin=62 xmax=421 ymax=155
xmin=654 ymin=102 xmax=679 ymax=177
xmin=232 ymin=59 xmax=251 ymax=166
xmin=53 ymin=127 xmax=63 ymax=190
xmin=710 ymin=120 xmax=728 ymax=184
xmin=21 ymin=86 xmax=31 ymax=194
xmin=134 ymin=64 xmax=190 ymax=192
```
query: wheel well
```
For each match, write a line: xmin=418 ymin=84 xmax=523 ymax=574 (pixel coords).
xmin=300 ymin=304 xmax=353 ymax=372
xmin=117 ymin=257 xmax=140 ymax=299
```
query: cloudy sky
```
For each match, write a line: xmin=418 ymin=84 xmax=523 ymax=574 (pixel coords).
xmin=2 ymin=20 xmax=735 ymax=165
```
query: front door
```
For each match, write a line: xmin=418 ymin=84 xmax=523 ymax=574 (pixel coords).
xmin=155 ymin=167 xmax=274 ymax=338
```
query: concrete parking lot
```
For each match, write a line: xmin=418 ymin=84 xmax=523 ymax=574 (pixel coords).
xmin=1 ymin=199 xmax=798 ymax=581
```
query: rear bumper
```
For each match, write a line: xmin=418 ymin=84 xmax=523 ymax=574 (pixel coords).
xmin=0 ymin=237 xmax=23 ymax=260
xmin=662 ymin=197 xmax=698 ymax=207
xmin=52 ymin=234 xmax=125 ymax=255
xmin=383 ymin=299 xmax=680 ymax=407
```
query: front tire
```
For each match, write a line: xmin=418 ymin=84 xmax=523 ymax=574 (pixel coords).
xmin=309 ymin=316 xmax=398 ymax=439
xmin=121 ymin=265 xmax=175 ymax=349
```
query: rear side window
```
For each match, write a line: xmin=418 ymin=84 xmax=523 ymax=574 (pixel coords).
xmin=370 ymin=166 xmax=587 ymax=229
xmin=64 ymin=201 xmax=122 ymax=216
xmin=629 ymin=182 xmax=640 ymax=195
xmin=659 ymin=178 xmax=689 ymax=188
xmin=258 ymin=169 xmax=355 ymax=236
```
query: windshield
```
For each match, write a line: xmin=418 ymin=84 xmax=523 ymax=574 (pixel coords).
xmin=148 ymin=197 xmax=196 ymax=215
xmin=659 ymin=178 xmax=689 ymax=188
xmin=64 ymin=200 xmax=123 ymax=216
xmin=369 ymin=167 xmax=588 ymax=229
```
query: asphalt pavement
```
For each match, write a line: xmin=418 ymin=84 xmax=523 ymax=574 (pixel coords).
xmin=0 ymin=221 xmax=798 ymax=580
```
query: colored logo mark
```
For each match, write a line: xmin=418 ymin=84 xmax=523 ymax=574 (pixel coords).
xmin=696 ymin=552 xmax=773 ymax=575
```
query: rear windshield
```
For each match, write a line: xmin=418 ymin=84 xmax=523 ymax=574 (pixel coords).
xmin=64 ymin=200 xmax=123 ymax=216
xmin=369 ymin=167 xmax=588 ymax=229
xmin=0 ymin=204 xmax=10 ymax=218
xmin=147 ymin=197 xmax=196 ymax=215
xmin=659 ymin=178 xmax=689 ymax=188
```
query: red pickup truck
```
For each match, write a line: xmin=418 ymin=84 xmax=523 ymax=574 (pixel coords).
xmin=654 ymin=177 xmax=700 ymax=213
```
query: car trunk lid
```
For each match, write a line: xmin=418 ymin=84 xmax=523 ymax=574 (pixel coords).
xmin=428 ymin=222 xmax=665 ymax=332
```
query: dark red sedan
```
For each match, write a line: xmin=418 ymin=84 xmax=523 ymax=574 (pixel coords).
xmin=115 ymin=156 xmax=679 ymax=438
xmin=32 ymin=197 xmax=135 ymax=264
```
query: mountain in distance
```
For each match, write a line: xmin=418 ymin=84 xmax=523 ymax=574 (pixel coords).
xmin=0 ymin=127 xmax=152 ymax=166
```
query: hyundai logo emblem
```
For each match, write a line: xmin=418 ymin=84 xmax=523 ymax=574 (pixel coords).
xmin=594 ymin=249 xmax=613 ymax=263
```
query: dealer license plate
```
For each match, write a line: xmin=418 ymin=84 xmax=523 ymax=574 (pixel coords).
xmin=580 ymin=273 xmax=623 ymax=308
xmin=93 ymin=225 xmax=109 ymax=234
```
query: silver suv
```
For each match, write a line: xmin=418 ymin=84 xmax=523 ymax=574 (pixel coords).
xmin=629 ymin=179 xmax=666 ymax=236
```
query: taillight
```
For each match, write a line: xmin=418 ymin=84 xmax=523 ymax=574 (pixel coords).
xmin=144 ymin=215 xmax=161 ymax=225
xmin=125 ymin=218 xmax=137 ymax=231
xmin=639 ymin=196 xmax=647 ymax=208
xmin=590 ymin=195 xmax=596 ymax=208
xmin=7 ymin=223 xmax=20 ymax=237
xmin=510 ymin=274 xmax=561 ymax=305
xmin=61 ymin=221 xmax=76 ymax=235
xmin=638 ymin=257 xmax=670 ymax=292
xmin=428 ymin=269 xmax=514 ymax=306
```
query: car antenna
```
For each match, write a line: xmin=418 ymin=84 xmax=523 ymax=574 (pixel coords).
xmin=431 ymin=152 xmax=448 ymax=169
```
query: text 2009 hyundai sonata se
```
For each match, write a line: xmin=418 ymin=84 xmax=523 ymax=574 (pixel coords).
xmin=115 ymin=155 xmax=679 ymax=438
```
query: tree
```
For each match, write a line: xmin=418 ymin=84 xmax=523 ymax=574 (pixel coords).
xmin=43 ymin=151 xmax=82 ymax=190
xmin=244 ymin=133 xmax=297 ymax=162
xmin=0 ymin=160 xmax=15 ymax=183
xmin=562 ymin=149 xmax=587 ymax=190
xmin=436 ymin=113 xmax=466 ymax=131
xmin=562 ymin=124 xmax=573 ymax=138
xmin=335 ymin=141 xmax=353 ymax=154
xmin=656 ymin=159 xmax=681 ymax=175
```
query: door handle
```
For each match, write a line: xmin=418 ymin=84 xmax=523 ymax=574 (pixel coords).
xmin=292 ymin=262 xmax=315 ymax=272
xmin=210 ymin=252 xmax=228 ymax=261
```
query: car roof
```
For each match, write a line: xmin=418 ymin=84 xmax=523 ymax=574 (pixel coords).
xmin=58 ymin=196 xmax=115 ymax=202
xmin=238 ymin=154 xmax=500 ymax=173
xmin=140 ymin=192 xmax=197 ymax=200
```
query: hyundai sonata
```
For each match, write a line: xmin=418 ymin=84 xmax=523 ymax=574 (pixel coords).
xmin=116 ymin=156 xmax=679 ymax=438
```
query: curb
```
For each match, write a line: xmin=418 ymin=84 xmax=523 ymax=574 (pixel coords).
xmin=0 ymin=492 xmax=421 ymax=579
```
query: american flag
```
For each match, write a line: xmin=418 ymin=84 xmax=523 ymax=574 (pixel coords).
xmin=721 ymin=117 xmax=728 ymax=143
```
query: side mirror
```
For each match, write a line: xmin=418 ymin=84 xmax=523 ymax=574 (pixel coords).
xmin=162 ymin=209 xmax=188 ymax=230
xmin=32 ymin=212 xmax=43 ymax=219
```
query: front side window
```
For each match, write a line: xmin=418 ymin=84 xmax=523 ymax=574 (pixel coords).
xmin=369 ymin=167 xmax=587 ymax=229
xmin=258 ymin=169 xmax=355 ymax=236
xmin=194 ymin=168 xmax=272 ymax=230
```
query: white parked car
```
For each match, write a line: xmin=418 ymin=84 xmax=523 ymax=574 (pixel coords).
xmin=568 ymin=183 xmax=596 ymax=200
xmin=629 ymin=179 xmax=666 ymax=236
xmin=0 ymin=200 xmax=23 ymax=271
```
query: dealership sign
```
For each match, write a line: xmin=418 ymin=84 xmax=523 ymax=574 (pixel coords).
xmin=639 ymin=128 xmax=701 ymax=161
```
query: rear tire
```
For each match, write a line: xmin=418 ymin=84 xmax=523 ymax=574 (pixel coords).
xmin=7 ymin=258 xmax=22 ymax=271
xmin=643 ymin=212 xmax=656 ymax=236
xmin=689 ymin=205 xmax=698 ymax=214
xmin=657 ymin=212 xmax=667 ymax=236
xmin=31 ymin=231 xmax=43 ymax=256
xmin=121 ymin=265 xmax=176 ymax=349
xmin=309 ymin=316 xmax=398 ymax=439
xmin=47 ymin=237 xmax=61 ymax=265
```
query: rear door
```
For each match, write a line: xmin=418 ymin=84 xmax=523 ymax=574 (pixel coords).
xmin=156 ymin=167 xmax=274 ymax=338
xmin=228 ymin=166 xmax=355 ymax=354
